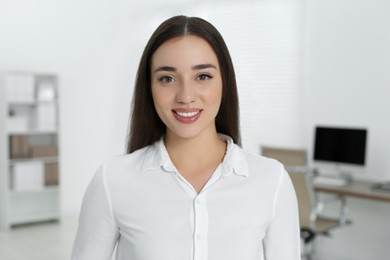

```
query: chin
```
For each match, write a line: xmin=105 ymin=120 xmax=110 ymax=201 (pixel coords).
xmin=169 ymin=130 xmax=203 ymax=140
xmin=167 ymin=124 xmax=217 ymax=141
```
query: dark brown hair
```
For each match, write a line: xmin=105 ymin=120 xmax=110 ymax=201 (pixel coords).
xmin=127 ymin=15 xmax=240 ymax=153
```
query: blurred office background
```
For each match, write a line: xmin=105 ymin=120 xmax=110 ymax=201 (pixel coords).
xmin=0 ymin=0 xmax=389 ymax=259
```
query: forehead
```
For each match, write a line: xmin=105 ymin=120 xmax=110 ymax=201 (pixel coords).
xmin=151 ymin=35 xmax=219 ymax=69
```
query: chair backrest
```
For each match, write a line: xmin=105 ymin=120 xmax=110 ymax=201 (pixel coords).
xmin=261 ymin=146 xmax=307 ymax=166
xmin=261 ymin=146 xmax=314 ymax=228
xmin=289 ymin=172 xmax=315 ymax=229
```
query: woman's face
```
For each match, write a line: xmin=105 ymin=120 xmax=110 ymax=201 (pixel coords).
xmin=151 ymin=35 xmax=223 ymax=141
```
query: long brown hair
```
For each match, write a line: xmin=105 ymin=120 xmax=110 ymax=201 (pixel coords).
xmin=127 ymin=15 xmax=240 ymax=153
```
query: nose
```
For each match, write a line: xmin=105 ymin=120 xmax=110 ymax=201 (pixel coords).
xmin=175 ymin=81 xmax=197 ymax=104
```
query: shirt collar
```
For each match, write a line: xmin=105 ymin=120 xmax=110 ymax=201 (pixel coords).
xmin=141 ymin=137 xmax=174 ymax=172
xmin=141 ymin=134 xmax=249 ymax=178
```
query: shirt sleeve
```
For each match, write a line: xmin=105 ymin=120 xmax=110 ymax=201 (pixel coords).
xmin=71 ymin=164 xmax=119 ymax=260
xmin=263 ymin=168 xmax=301 ymax=259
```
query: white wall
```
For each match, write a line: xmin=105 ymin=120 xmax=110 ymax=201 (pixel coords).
xmin=304 ymin=1 xmax=390 ymax=259
xmin=304 ymin=0 xmax=390 ymax=181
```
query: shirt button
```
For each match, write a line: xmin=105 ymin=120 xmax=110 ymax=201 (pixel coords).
xmin=196 ymin=234 xmax=202 ymax=240
xmin=196 ymin=198 xmax=201 ymax=204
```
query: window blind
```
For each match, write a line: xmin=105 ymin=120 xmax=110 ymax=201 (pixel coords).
xmin=191 ymin=0 xmax=304 ymax=153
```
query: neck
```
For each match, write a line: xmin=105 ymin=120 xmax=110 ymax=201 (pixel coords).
xmin=164 ymin=131 xmax=226 ymax=168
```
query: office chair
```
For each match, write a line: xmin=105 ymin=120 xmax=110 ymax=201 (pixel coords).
xmin=261 ymin=146 xmax=350 ymax=259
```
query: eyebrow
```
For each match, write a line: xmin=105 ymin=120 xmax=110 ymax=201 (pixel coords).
xmin=154 ymin=66 xmax=176 ymax=73
xmin=192 ymin=64 xmax=217 ymax=70
xmin=153 ymin=64 xmax=217 ymax=73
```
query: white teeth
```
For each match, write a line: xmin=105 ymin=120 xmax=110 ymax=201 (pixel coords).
xmin=176 ymin=111 xmax=199 ymax=117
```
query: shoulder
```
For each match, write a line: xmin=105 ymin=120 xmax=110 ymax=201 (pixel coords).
xmin=100 ymin=145 xmax=151 ymax=178
xmin=244 ymin=150 xmax=284 ymax=173
xmin=238 ymin=147 xmax=287 ymax=185
xmin=240 ymin=149 xmax=293 ymax=202
xmin=229 ymin=142 xmax=284 ymax=175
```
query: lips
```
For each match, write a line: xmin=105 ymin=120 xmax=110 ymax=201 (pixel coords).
xmin=176 ymin=111 xmax=200 ymax=117
xmin=172 ymin=109 xmax=202 ymax=123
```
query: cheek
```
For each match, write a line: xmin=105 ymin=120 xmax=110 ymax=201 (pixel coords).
xmin=151 ymin=86 xmax=171 ymax=114
xmin=205 ymin=85 xmax=223 ymax=107
xmin=151 ymin=85 xmax=162 ymax=106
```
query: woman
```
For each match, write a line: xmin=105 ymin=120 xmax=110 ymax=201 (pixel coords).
xmin=71 ymin=15 xmax=300 ymax=260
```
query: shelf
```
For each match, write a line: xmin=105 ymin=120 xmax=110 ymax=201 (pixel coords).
xmin=10 ymin=156 xmax=58 ymax=165
xmin=10 ymin=213 xmax=60 ymax=226
xmin=8 ymin=100 xmax=58 ymax=106
xmin=1 ymin=71 xmax=60 ymax=230
xmin=7 ymin=129 xmax=58 ymax=135
xmin=9 ymin=186 xmax=60 ymax=226
xmin=10 ymin=186 xmax=59 ymax=196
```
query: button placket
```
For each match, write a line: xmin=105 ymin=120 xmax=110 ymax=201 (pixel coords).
xmin=193 ymin=193 xmax=208 ymax=260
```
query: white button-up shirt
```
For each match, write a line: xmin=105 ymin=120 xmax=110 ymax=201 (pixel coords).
xmin=71 ymin=135 xmax=301 ymax=260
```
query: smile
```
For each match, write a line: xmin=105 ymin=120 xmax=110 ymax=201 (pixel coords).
xmin=172 ymin=109 xmax=202 ymax=123
xmin=175 ymin=111 xmax=200 ymax=117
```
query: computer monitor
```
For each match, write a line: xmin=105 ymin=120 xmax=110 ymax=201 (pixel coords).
xmin=313 ymin=126 xmax=367 ymax=166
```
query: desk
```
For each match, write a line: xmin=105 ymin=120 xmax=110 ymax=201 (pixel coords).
xmin=314 ymin=179 xmax=390 ymax=203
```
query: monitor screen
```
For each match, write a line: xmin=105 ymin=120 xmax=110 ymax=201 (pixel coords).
xmin=313 ymin=126 xmax=367 ymax=165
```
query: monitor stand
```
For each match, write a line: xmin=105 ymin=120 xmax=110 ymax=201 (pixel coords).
xmin=312 ymin=165 xmax=353 ymax=186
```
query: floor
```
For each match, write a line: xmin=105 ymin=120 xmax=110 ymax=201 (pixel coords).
xmin=0 ymin=217 xmax=77 ymax=260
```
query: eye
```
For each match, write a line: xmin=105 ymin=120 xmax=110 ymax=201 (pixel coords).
xmin=197 ymin=73 xmax=213 ymax=81
xmin=159 ymin=76 xmax=175 ymax=83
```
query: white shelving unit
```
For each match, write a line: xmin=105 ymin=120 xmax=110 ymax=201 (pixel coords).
xmin=0 ymin=71 xmax=60 ymax=230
